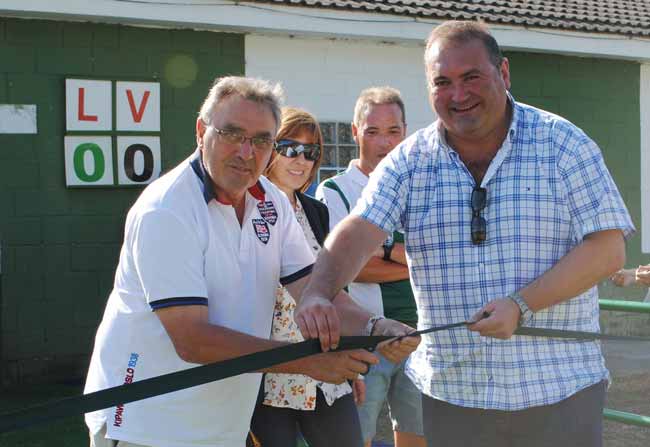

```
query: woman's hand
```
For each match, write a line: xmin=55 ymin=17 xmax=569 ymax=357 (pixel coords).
xmin=372 ymin=318 xmax=420 ymax=363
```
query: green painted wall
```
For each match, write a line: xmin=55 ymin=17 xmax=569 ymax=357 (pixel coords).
xmin=0 ymin=17 xmax=244 ymax=384
xmin=507 ymin=52 xmax=645 ymax=294
xmin=508 ymin=52 xmax=648 ymax=335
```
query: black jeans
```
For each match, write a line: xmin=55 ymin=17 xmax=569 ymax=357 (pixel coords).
xmin=250 ymin=384 xmax=363 ymax=447
xmin=422 ymin=380 xmax=607 ymax=447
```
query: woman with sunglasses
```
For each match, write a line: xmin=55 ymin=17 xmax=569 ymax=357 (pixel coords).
xmin=248 ymin=107 xmax=364 ymax=447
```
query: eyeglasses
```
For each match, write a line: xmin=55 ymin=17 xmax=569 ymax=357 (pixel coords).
xmin=471 ymin=186 xmax=487 ymax=245
xmin=275 ymin=139 xmax=321 ymax=162
xmin=210 ymin=126 xmax=275 ymax=152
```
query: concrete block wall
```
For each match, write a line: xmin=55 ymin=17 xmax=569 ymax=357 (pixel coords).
xmin=0 ymin=20 xmax=646 ymax=385
xmin=508 ymin=53 xmax=644 ymax=282
xmin=0 ymin=17 xmax=244 ymax=385
xmin=507 ymin=52 xmax=648 ymax=335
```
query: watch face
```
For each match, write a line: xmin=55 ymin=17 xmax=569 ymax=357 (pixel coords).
xmin=509 ymin=294 xmax=532 ymax=326
xmin=520 ymin=309 xmax=533 ymax=325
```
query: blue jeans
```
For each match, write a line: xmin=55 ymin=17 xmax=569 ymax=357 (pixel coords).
xmin=357 ymin=353 xmax=424 ymax=442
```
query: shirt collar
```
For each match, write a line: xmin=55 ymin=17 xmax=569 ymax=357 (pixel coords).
xmin=346 ymin=159 xmax=370 ymax=187
xmin=505 ymin=92 xmax=519 ymax=139
xmin=189 ymin=149 xmax=266 ymax=204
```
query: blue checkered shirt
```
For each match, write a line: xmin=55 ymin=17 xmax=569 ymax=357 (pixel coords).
xmin=352 ymin=98 xmax=635 ymax=410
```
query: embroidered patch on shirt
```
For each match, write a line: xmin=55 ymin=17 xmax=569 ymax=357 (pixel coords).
xmin=252 ymin=218 xmax=270 ymax=244
xmin=257 ymin=201 xmax=278 ymax=226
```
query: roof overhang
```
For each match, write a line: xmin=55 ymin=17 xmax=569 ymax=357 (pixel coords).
xmin=3 ymin=0 xmax=650 ymax=61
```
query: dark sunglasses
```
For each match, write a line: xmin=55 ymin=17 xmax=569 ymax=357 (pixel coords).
xmin=471 ymin=186 xmax=487 ymax=245
xmin=275 ymin=140 xmax=321 ymax=162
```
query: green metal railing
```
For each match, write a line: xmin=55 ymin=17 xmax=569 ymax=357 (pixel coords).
xmin=599 ymin=299 xmax=650 ymax=428
xmin=600 ymin=299 xmax=650 ymax=314
xmin=603 ymin=409 xmax=650 ymax=428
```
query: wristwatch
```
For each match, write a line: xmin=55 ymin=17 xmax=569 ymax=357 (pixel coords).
xmin=382 ymin=237 xmax=395 ymax=261
xmin=364 ymin=315 xmax=385 ymax=336
xmin=383 ymin=243 xmax=394 ymax=261
xmin=507 ymin=291 xmax=533 ymax=326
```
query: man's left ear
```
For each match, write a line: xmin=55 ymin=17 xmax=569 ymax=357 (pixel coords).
xmin=351 ymin=121 xmax=360 ymax=145
xmin=500 ymin=58 xmax=511 ymax=90
xmin=196 ymin=117 xmax=206 ymax=149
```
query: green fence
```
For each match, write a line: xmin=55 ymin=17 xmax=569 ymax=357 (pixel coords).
xmin=600 ymin=299 xmax=650 ymax=428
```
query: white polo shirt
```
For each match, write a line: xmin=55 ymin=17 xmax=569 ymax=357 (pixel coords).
xmin=84 ymin=150 xmax=315 ymax=447
xmin=315 ymin=161 xmax=383 ymax=316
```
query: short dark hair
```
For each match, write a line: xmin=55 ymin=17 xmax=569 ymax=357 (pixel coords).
xmin=425 ymin=20 xmax=503 ymax=69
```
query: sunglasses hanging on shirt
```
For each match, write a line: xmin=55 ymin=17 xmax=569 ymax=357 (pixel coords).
xmin=275 ymin=139 xmax=321 ymax=162
xmin=471 ymin=186 xmax=487 ymax=245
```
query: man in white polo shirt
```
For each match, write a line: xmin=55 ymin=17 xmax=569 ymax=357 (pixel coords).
xmin=84 ymin=76 xmax=419 ymax=447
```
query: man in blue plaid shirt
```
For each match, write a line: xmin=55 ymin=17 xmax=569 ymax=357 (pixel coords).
xmin=297 ymin=20 xmax=635 ymax=447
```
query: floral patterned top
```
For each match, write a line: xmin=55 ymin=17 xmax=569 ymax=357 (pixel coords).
xmin=263 ymin=198 xmax=352 ymax=410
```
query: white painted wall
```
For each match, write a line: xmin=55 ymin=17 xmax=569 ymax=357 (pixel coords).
xmin=641 ymin=63 xmax=650 ymax=253
xmin=246 ymin=34 xmax=434 ymax=132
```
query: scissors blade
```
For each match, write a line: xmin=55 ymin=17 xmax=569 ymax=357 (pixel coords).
xmin=391 ymin=321 xmax=472 ymax=344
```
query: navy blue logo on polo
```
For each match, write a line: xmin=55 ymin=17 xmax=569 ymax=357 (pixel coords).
xmin=252 ymin=218 xmax=271 ymax=244
xmin=257 ymin=200 xmax=278 ymax=226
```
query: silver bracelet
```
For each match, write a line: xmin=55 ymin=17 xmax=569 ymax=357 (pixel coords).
xmin=364 ymin=315 xmax=385 ymax=336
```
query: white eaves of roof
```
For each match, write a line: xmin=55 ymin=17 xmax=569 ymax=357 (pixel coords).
xmin=2 ymin=0 xmax=650 ymax=61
